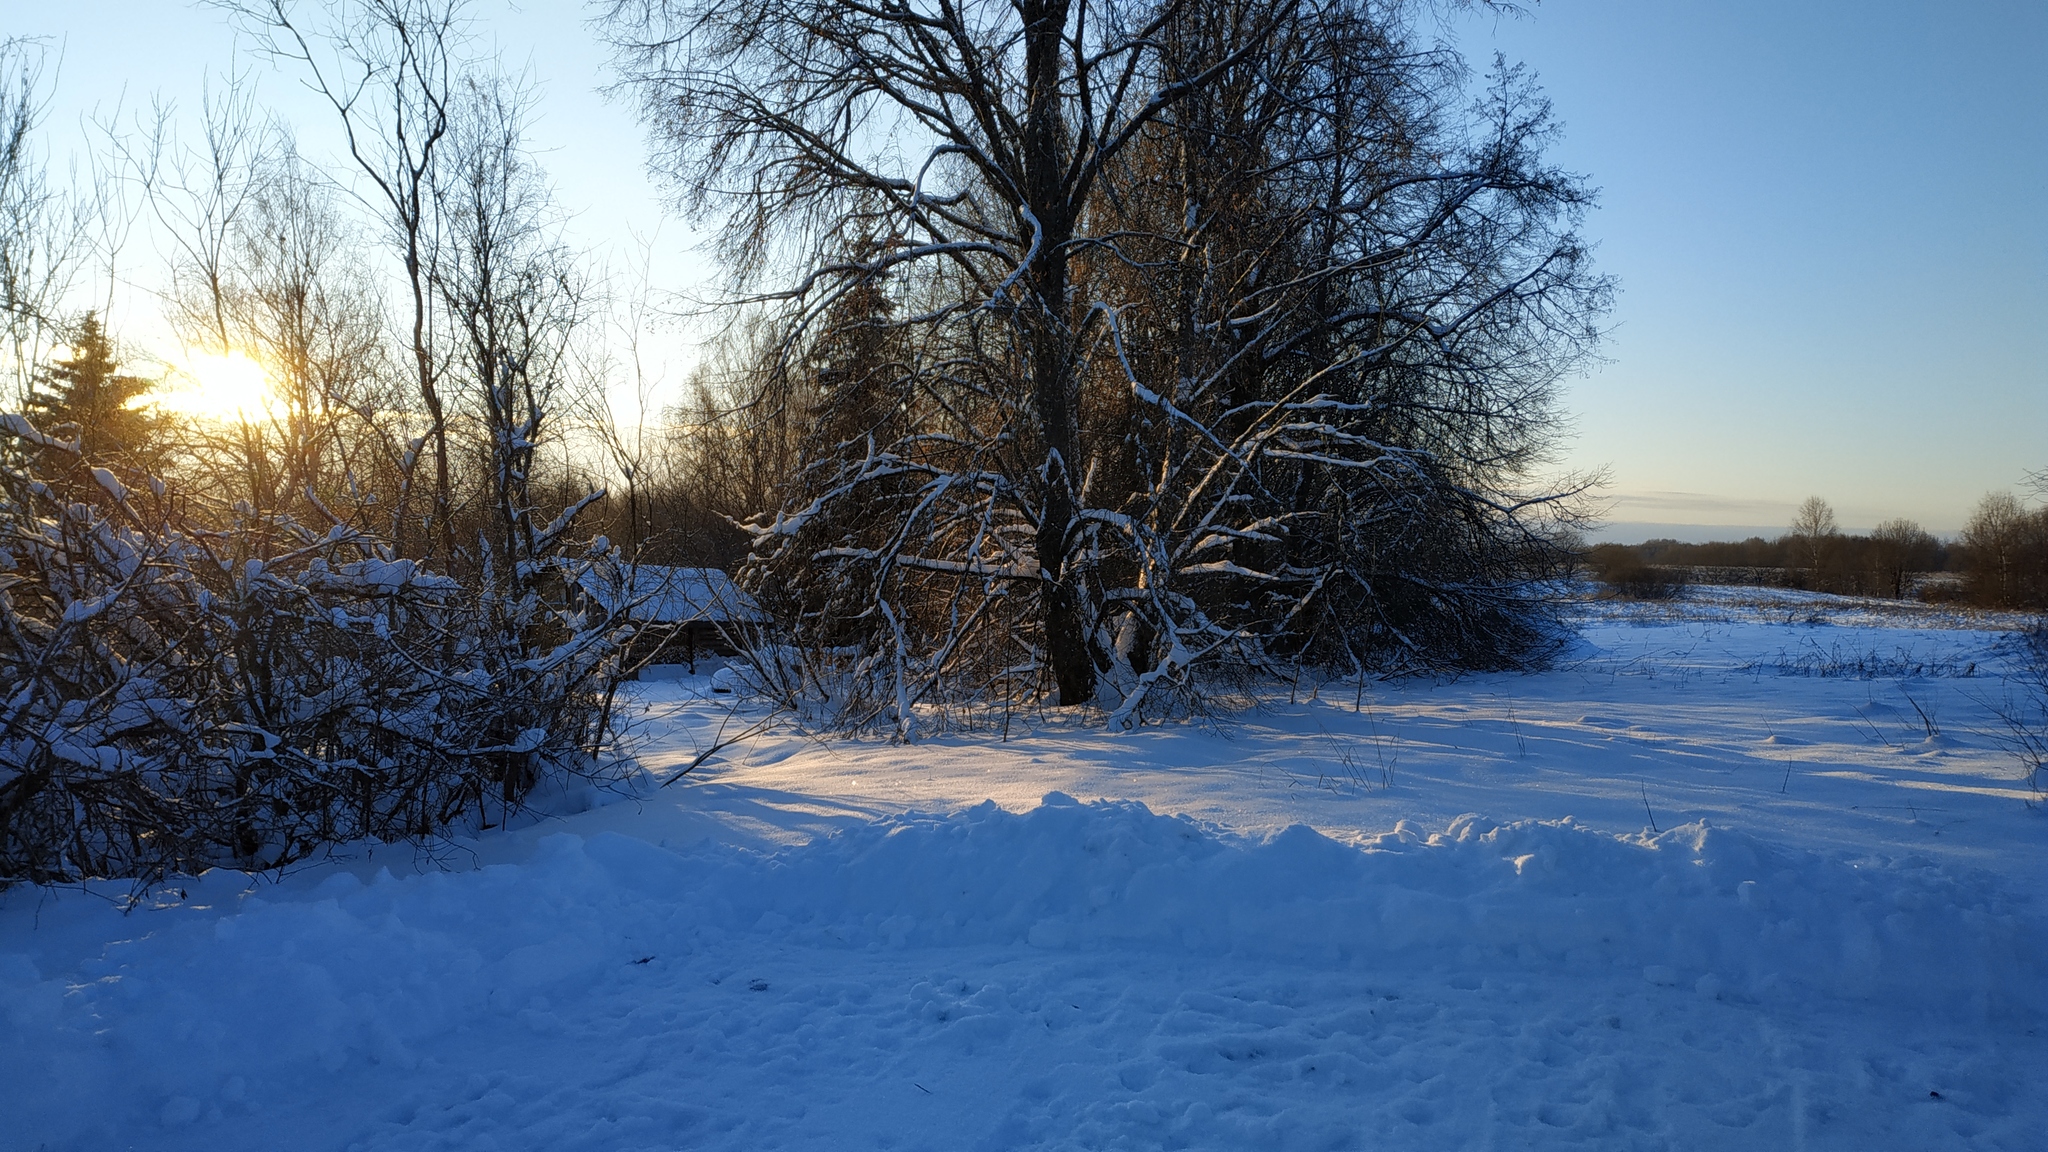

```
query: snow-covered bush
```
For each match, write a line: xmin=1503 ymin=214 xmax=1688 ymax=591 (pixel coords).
xmin=0 ymin=416 xmax=628 ymax=887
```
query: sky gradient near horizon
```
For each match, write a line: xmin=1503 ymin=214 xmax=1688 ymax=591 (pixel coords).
xmin=12 ymin=0 xmax=2046 ymax=540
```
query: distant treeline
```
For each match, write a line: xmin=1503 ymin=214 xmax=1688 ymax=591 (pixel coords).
xmin=1628 ymin=535 xmax=1950 ymax=575
xmin=1587 ymin=493 xmax=2048 ymax=609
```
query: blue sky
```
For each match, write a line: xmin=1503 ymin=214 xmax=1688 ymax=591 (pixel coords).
xmin=15 ymin=0 xmax=2047 ymax=540
xmin=1453 ymin=1 xmax=2048 ymax=537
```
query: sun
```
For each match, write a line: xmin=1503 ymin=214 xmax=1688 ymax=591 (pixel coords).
xmin=165 ymin=350 xmax=274 ymax=420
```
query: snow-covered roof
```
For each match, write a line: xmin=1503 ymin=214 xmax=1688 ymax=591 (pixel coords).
xmin=578 ymin=564 xmax=768 ymax=624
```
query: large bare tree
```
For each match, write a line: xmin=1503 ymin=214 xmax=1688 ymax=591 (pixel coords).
xmin=609 ymin=0 xmax=1606 ymax=721
xmin=607 ymin=0 xmax=1295 ymax=704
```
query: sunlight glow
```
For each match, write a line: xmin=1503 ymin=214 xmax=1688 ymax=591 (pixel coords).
xmin=165 ymin=350 xmax=273 ymax=420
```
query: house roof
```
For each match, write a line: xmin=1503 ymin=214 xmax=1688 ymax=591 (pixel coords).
xmin=578 ymin=564 xmax=769 ymax=624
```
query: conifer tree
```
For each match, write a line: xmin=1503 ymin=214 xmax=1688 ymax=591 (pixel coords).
xmin=23 ymin=312 xmax=160 ymax=465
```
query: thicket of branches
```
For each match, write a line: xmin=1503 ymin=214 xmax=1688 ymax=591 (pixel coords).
xmin=0 ymin=9 xmax=640 ymax=886
xmin=607 ymin=0 xmax=1608 ymax=728
xmin=0 ymin=416 xmax=624 ymax=885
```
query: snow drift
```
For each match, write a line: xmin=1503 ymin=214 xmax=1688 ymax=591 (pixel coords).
xmin=3 ymin=795 xmax=2039 ymax=1148
xmin=693 ymin=795 xmax=2044 ymax=1016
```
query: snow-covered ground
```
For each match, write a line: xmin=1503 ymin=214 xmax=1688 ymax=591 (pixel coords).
xmin=5 ymin=586 xmax=2045 ymax=1150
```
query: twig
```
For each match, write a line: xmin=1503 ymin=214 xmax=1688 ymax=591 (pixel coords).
xmin=1898 ymin=684 xmax=1939 ymax=739
xmin=1853 ymin=700 xmax=1896 ymax=748
xmin=660 ymin=710 xmax=778 ymax=788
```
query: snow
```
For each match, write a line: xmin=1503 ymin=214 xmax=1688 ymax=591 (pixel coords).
xmin=3 ymin=587 xmax=2045 ymax=1150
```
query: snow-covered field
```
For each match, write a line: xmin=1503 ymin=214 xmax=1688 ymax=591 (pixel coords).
xmin=5 ymin=586 xmax=2045 ymax=1150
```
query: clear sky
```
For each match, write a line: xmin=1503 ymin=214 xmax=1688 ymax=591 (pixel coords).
xmin=11 ymin=0 xmax=2046 ymax=540
xmin=1451 ymin=1 xmax=2048 ymax=539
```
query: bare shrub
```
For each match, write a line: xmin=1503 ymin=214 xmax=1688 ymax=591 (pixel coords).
xmin=1989 ymin=624 xmax=2048 ymax=794
xmin=0 ymin=416 xmax=627 ymax=888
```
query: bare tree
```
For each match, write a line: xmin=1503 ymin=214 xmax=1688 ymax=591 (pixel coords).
xmin=1960 ymin=491 xmax=2043 ymax=608
xmin=1869 ymin=517 xmax=1936 ymax=600
xmin=649 ymin=315 xmax=806 ymax=569
xmin=1788 ymin=495 xmax=1837 ymax=584
xmin=122 ymin=73 xmax=272 ymax=355
xmin=0 ymin=17 xmax=644 ymax=886
xmin=0 ymin=39 xmax=94 ymax=406
xmin=607 ymin=0 xmax=1269 ymax=703
xmin=608 ymin=0 xmax=1606 ymax=723
xmin=586 ymin=234 xmax=671 ymax=559
xmin=432 ymin=69 xmax=596 ymax=584
xmin=0 ymin=404 xmax=629 ymax=886
xmin=136 ymin=89 xmax=398 ymax=533
xmin=219 ymin=0 xmax=465 ymax=563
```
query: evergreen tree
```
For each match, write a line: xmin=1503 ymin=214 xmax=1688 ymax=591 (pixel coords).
xmin=24 ymin=312 xmax=160 ymax=465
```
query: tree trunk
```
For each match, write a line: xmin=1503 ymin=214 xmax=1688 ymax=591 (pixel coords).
xmin=1022 ymin=0 xmax=1095 ymax=706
